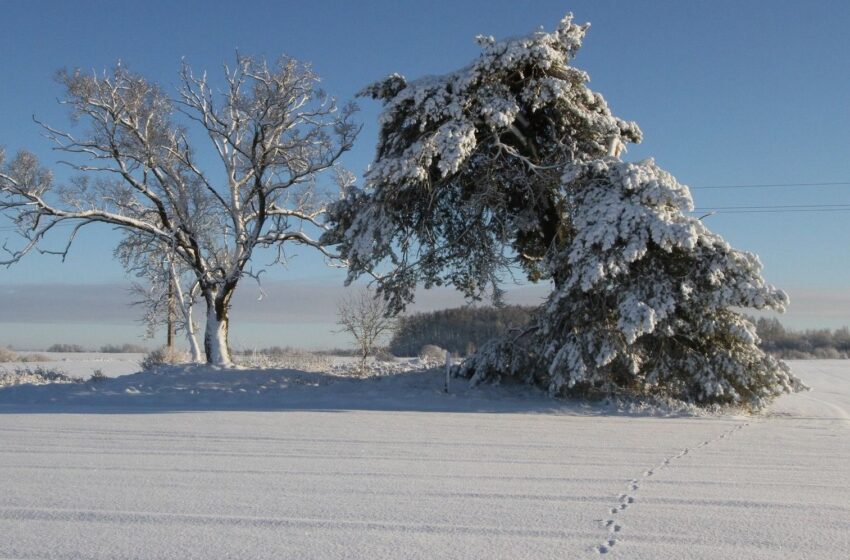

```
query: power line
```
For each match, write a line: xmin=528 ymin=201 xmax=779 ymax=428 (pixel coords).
xmin=691 ymin=207 xmax=850 ymax=215
xmin=695 ymin=203 xmax=850 ymax=211
xmin=693 ymin=181 xmax=850 ymax=190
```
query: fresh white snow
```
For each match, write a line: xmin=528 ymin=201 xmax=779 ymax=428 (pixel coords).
xmin=0 ymin=360 xmax=847 ymax=559
xmin=1 ymin=351 xmax=145 ymax=378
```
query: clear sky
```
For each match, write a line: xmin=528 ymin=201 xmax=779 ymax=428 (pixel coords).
xmin=1 ymin=0 xmax=849 ymax=349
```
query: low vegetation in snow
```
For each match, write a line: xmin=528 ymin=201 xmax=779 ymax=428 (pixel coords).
xmin=0 ymin=347 xmax=50 ymax=363
xmin=0 ymin=366 xmax=83 ymax=387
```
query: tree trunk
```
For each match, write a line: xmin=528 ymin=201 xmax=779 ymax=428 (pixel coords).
xmin=185 ymin=301 xmax=203 ymax=363
xmin=166 ymin=280 xmax=176 ymax=352
xmin=168 ymin=264 xmax=203 ymax=363
xmin=203 ymin=289 xmax=233 ymax=366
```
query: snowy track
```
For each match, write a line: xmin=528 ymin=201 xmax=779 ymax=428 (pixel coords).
xmin=0 ymin=361 xmax=847 ymax=559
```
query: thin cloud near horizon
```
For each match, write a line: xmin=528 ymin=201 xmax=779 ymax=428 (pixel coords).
xmin=0 ymin=281 xmax=845 ymax=328
xmin=0 ymin=281 xmax=550 ymax=325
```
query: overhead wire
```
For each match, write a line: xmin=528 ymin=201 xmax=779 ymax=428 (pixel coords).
xmin=691 ymin=207 xmax=850 ymax=215
xmin=1 ymin=181 xmax=848 ymax=223
xmin=692 ymin=181 xmax=850 ymax=190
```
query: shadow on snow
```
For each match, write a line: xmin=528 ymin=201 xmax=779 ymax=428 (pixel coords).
xmin=0 ymin=365 xmax=711 ymax=418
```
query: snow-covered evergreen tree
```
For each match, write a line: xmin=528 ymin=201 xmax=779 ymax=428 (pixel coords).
xmin=325 ymin=14 xmax=805 ymax=406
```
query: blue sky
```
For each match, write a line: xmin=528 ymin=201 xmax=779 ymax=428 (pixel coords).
xmin=1 ymin=0 xmax=849 ymax=348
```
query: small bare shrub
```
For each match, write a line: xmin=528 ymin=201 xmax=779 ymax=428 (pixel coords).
xmin=89 ymin=369 xmax=108 ymax=383
xmin=419 ymin=344 xmax=446 ymax=362
xmin=140 ymin=347 xmax=188 ymax=371
xmin=373 ymin=347 xmax=396 ymax=363
xmin=237 ymin=347 xmax=331 ymax=372
xmin=0 ymin=366 xmax=83 ymax=387
xmin=0 ymin=346 xmax=18 ymax=362
xmin=19 ymin=353 xmax=50 ymax=362
xmin=813 ymin=347 xmax=841 ymax=359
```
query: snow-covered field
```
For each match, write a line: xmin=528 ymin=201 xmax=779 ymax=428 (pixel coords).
xmin=0 ymin=360 xmax=847 ymax=559
xmin=1 ymin=351 xmax=145 ymax=378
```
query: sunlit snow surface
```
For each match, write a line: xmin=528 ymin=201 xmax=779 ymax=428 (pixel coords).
xmin=0 ymin=361 xmax=847 ymax=559
xmin=1 ymin=351 xmax=144 ymax=378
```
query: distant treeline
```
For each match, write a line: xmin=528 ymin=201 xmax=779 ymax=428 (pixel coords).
xmin=44 ymin=343 xmax=148 ymax=353
xmin=753 ymin=318 xmax=850 ymax=359
xmin=389 ymin=306 xmax=535 ymax=357
xmin=388 ymin=307 xmax=849 ymax=360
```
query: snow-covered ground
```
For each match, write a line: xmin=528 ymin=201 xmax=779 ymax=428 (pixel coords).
xmin=0 ymin=360 xmax=847 ymax=559
xmin=1 ymin=351 xmax=144 ymax=378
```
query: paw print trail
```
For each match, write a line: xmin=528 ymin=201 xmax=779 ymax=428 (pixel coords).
xmin=592 ymin=421 xmax=751 ymax=555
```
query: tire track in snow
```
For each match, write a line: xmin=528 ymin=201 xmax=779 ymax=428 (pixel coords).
xmin=0 ymin=506 xmax=595 ymax=540
xmin=593 ymin=420 xmax=752 ymax=555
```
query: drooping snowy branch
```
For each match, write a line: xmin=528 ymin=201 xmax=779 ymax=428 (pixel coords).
xmin=458 ymin=158 xmax=805 ymax=407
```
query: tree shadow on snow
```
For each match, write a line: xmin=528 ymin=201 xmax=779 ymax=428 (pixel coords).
xmin=0 ymin=366 xmax=708 ymax=418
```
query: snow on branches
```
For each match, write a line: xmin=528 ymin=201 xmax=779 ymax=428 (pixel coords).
xmin=327 ymin=13 xmax=803 ymax=406
xmin=458 ymin=159 xmax=805 ymax=407
xmin=324 ymin=14 xmax=641 ymax=310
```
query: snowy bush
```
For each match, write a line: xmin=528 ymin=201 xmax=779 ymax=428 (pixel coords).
xmin=373 ymin=348 xmax=397 ymax=363
xmin=419 ymin=344 xmax=446 ymax=364
xmin=0 ymin=348 xmax=50 ymax=363
xmin=0 ymin=346 xmax=18 ymax=362
xmin=419 ymin=345 xmax=447 ymax=362
xmin=0 ymin=366 xmax=83 ymax=388
xmin=140 ymin=347 xmax=189 ymax=371
xmin=328 ymin=358 xmax=428 ymax=378
xmin=812 ymin=347 xmax=842 ymax=359
xmin=88 ymin=369 xmax=109 ymax=383
xmin=236 ymin=348 xmax=332 ymax=372
xmin=325 ymin=13 xmax=805 ymax=407
xmin=19 ymin=353 xmax=51 ymax=362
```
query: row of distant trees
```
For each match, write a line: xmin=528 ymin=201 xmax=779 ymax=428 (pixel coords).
xmin=385 ymin=306 xmax=534 ymax=357
xmin=386 ymin=307 xmax=849 ymax=360
xmin=8 ymin=343 xmax=149 ymax=354
xmin=388 ymin=306 xmax=534 ymax=357
xmin=753 ymin=318 xmax=850 ymax=359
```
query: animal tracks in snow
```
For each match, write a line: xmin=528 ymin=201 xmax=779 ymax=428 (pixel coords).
xmin=593 ymin=421 xmax=751 ymax=555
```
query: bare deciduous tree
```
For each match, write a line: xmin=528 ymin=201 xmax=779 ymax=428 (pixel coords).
xmin=336 ymin=288 xmax=396 ymax=373
xmin=0 ymin=55 xmax=359 ymax=365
